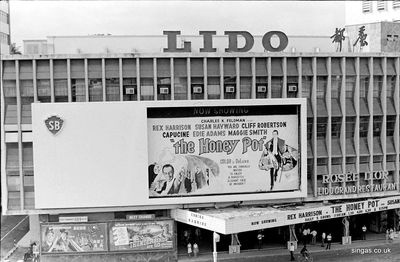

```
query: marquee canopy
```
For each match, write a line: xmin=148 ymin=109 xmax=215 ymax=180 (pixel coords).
xmin=171 ymin=195 xmax=400 ymax=234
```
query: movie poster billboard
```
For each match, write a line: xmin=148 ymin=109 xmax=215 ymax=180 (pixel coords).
xmin=148 ymin=104 xmax=301 ymax=198
xmin=41 ymin=223 xmax=107 ymax=253
xmin=109 ymin=220 xmax=174 ymax=251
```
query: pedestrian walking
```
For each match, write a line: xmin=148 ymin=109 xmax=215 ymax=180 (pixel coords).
xmin=311 ymin=229 xmax=317 ymax=245
xmin=194 ymin=228 xmax=202 ymax=242
xmin=361 ymin=225 xmax=367 ymax=240
xmin=321 ymin=232 xmax=326 ymax=247
xmin=187 ymin=242 xmax=193 ymax=257
xmin=386 ymin=229 xmax=389 ymax=243
xmin=389 ymin=228 xmax=394 ymax=242
xmin=325 ymin=233 xmax=332 ymax=250
xmin=193 ymin=243 xmax=199 ymax=257
xmin=306 ymin=228 xmax=311 ymax=244
xmin=302 ymin=228 xmax=308 ymax=246
xmin=257 ymin=231 xmax=264 ymax=249
xmin=289 ymin=242 xmax=295 ymax=261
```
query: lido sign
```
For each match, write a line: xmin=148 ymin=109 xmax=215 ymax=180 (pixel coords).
xmin=163 ymin=30 xmax=289 ymax=53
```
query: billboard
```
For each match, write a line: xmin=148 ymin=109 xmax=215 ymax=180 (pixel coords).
xmin=32 ymin=99 xmax=306 ymax=209
xmin=109 ymin=220 xmax=174 ymax=251
xmin=41 ymin=223 xmax=107 ymax=253
xmin=148 ymin=105 xmax=300 ymax=197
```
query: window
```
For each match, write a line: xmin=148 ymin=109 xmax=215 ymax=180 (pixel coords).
xmin=37 ymin=79 xmax=51 ymax=102
xmin=302 ymin=76 xmax=312 ymax=98
xmin=377 ymin=0 xmax=386 ymax=10
xmin=71 ymin=79 xmax=86 ymax=102
xmin=307 ymin=118 xmax=313 ymax=140
xmin=0 ymin=10 xmax=9 ymax=24
xmin=123 ymin=78 xmax=137 ymax=101
xmin=317 ymin=117 xmax=328 ymax=138
xmin=362 ymin=0 xmax=372 ymax=12
xmin=360 ymin=77 xmax=369 ymax=98
xmin=256 ymin=77 xmax=268 ymax=99
xmin=331 ymin=117 xmax=342 ymax=138
xmin=106 ymin=78 xmax=120 ymax=101
xmin=345 ymin=76 xmax=356 ymax=98
xmin=331 ymin=76 xmax=341 ymax=99
xmin=387 ymin=76 xmax=395 ymax=98
xmin=316 ymin=76 xmax=327 ymax=99
xmin=271 ymin=77 xmax=282 ymax=98
xmin=387 ymin=116 xmax=396 ymax=136
xmin=89 ymin=79 xmax=103 ymax=101
xmin=394 ymin=0 xmax=400 ymax=8
xmin=373 ymin=76 xmax=382 ymax=98
xmin=345 ymin=117 xmax=356 ymax=138
xmin=0 ymin=32 xmax=9 ymax=44
xmin=360 ymin=116 xmax=369 ymax=137
xmin=54 ymin=79 xmax=68 ymax=102
xmin=174 ymin=58 xmax=188 ymax=100
xmin=373 ymin=116 xmax=382 ymax=137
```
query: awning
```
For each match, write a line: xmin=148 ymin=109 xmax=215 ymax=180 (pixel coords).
xmin=240 ymin=58 xmax=252 ymax=76
xmin=386 ymin=137 xmax=396 ymax=154
xmin=360 ymin=98 xmax=370 ymax=116
xmin=359 ymin=138 xmax=370 ymax=156
xmin=373 ymin=59 xmax=384 ymax=75
xmin=373 ymin=137 xmax=383 ymax=155
xmin=345 ymin=99 xmax=356 ymax=116
xmin=157 ymin=58 xmax=171 ymax=77
xmin=140 ymin=59 xmax=154 ymax=77
xmin=316 ymin=99 xmax=328 ymax=117
xmin=373 ymin=163 xmax=383 ymax=171
xmin=387 ymin=98 xmax=396 ymax=115
xmin=191 ymin=58 xmax=204 ymax=77
xmin=317 ymin=165 xmax=328 ymax=175
xmin=331 ymin=99 xmax=342 ymax=117
xmin=317 ymin=139 xmax=328 ymax=158
xmin=271 ymin=58 xmax=283 ymax=76
xmin=105 ymin=59 xmax=119 ymax=78
xmin=387 ymin=58 xmax=396 ymax=75
xmin=346 ymin=58 xmax=356 ymax=75
xmin=331 ymin=138 xmax=342 ymax=157
xmin=359 ymin=58 xmax=370 ymax=76
xmin=331 ymin=58 xmax=342 ymax=75
xmin=317 ymin=58 xmax=328 ymax=75
xmin=287 ymin=58 xmax=298 ymax=76
xmin=207 ymin=58 xmax=220 ymax=77
xmin=307 ymin=140 xmax=313 ymax=158
xmin=174 ymin=58 xmax=187 ymax=77
xmin=302 ymin=58 xmax=313 ymax=76
xmin=373 ymin=98 xmax=383 ymax=115
xmin=346 ymin=164 xmax=356 ymax=173
xmin=346 ymin=139 xmax=356 ymax=157
xmin=307 ymin=99 xmax=313 ymax=117
xmin=224 ymin=58 xmax=236 ymax=76
xmin=88 ymin=59 xmax=102 ymax=78
xmin=171 ymin=196 xmax=400 ymax=234
xmin=122 ymin=59 xmax=137 ymax=77
xmin=331 ymin=165 xmax=343 ymax=174
xmin=360 ymin=163 xmax=370 ymax=172
xmin=255 ymin=58 xmax=268 ymax=76
xmin=387 ymin=162 xmax=396 ymax=171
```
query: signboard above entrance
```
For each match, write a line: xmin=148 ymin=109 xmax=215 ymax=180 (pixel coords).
xmin=163 ymin=30 xmax=289 ymax=52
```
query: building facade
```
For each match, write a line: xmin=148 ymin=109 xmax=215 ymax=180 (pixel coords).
xmin=0 ymin=0 xmax=11 ymax=55
xmin=1 ymin=52 xmax=400 ymax=261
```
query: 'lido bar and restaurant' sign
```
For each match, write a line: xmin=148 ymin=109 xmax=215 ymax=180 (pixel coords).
xmin=317 ymin=171 xmax=398 ymax=196
xmin=163 ymin=30 xmax=289 ymax=53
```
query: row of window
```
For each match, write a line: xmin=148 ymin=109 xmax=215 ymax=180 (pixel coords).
xmin=0 ymin=31 xmax=9 ymax=45
xmin=0 ymin=10 xmax=9 ymax=24
xmin=362 ymin=0 xmax=400 ymax=12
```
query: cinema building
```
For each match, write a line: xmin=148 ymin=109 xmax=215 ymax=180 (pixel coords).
xmin=1 ymin=41 xmax=400 ymax=261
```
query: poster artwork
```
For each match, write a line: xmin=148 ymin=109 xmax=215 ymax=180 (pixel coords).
xmin=148 ymin=105 xmax=301 ymax=198
xmin=109 ymin=220 xmax=174 ymax=251
xmin=41 ymin=223 xmax=107 ymax=253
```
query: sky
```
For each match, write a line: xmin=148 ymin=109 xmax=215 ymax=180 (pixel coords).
xmin=9 ymin=0 xmax=346 ymax=48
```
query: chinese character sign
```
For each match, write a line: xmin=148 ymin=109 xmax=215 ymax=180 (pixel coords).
xmin=353 ymin=25 xmax=368 ymax=51
xmin=330 ymin=27 xmax=346 ymax=52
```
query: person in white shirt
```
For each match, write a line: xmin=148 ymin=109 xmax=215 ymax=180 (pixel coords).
xmin=362 ymin=225 xmax=367 ymax=240
xmin=321 ymin=232 xmax=326 ymax=247
xmin=311 ymin=229 xmax=317 ymax=245
xmin=289 ymin=243 xmax=295 ymax=261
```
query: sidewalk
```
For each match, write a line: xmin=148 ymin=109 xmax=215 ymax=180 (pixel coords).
xmin=178 ymin=233 xmax=398 ymax=262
